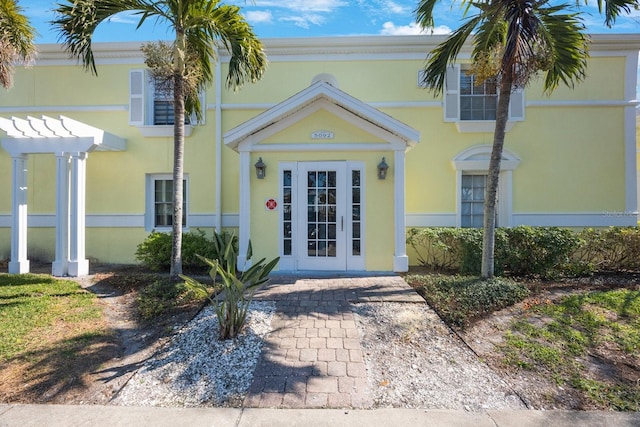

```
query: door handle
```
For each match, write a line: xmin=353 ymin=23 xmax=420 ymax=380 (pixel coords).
xmin=341 ymin=216 xmax=344 ymax=231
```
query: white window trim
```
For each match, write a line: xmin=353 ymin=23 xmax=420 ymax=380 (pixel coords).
xmin=130 ymin=69 xmax=203 ymax=137
xmin=453 ymin=145 xmax=520 ymax=227
xmin=145 ymin=173 xmax=189 ymax=232
xmin=444 ymin=65 xmax=524 ymax=133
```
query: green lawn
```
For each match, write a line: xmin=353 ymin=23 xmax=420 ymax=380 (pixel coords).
xmin=0 ymin=274 xmax=104 ymax=361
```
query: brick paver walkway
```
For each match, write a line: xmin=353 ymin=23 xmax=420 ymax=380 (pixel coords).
xmin=244 ymin=275 xmax=423 ymax=408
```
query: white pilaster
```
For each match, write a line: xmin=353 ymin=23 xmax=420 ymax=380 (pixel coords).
xmin=237 ymin=150 xmax=252 ymax=271
xmin=393 ymin=149 xmax=408 ymax=272
xmin=68 ymin=152 xmax=89 ymax=276
xmin=9 ymin=155 xmax=29 ymax=274
xmin=52 ymin=153 xmax=71 ymax=276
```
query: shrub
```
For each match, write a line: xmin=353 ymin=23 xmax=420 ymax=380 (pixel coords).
xmin=502 ymin=226 xmax=580 ymax=277
xmin=181 ymin=240 xmax=279 ymax=340
xmin=572 ymin=227 xmax=640 ymax=272
xmin=136 ymin=279 xmax=202 ymax=321
xmin=407 ymin=226 xmax=584 ymax=278
xmin=135 ymin=229 xmax=236 ymax=272
xmin=406 ymin=274 xmax=530 ymax=328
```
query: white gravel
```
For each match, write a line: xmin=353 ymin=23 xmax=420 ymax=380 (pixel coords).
xmin=112 ymin=301 xmax=275 ymax=407
xmin=112 ymin=299 xmax=525 ymax=410
xmin=353 ymin=302 xmax=526 ymax=410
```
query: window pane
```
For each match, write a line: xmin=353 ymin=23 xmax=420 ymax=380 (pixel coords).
xmin=154 ymin=179 xmax=186 ymax=227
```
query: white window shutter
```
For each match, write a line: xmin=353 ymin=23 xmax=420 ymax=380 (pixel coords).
xmin=444 ymin=65 xmax=460 ymax=122
xmin=509 ymin=88 xmax=525 ymax=121
xmin=129 ymin=69 xmax=146 ymax=126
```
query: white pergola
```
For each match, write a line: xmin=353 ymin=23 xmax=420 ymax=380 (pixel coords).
xmin=0 ymin=115 xmax=126 ymax=276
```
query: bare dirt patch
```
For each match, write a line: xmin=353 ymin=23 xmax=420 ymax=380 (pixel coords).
xmin=459 ymin=274 xmax=640 ymax=410
xmin=0 ymin=263 xmax=204 ymax=405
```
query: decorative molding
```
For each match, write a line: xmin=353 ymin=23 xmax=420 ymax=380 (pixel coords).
xmin=0 ymin=213 xmax=240 ymax=228
xmin=513 ymin=213 xmax=638 ymax=227
xmin=526 ymin=100 xmax=638 ymax=108
xmin=455 ymin=121 xmax=516 ymax=133
xmin=0 ymin=105 xmax=127 ymax=113
xmin=138 ymin=125 xmax=193 ymax=138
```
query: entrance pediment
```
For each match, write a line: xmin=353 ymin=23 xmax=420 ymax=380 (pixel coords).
xmin=224 ymin=80 xmax=419 ymax=152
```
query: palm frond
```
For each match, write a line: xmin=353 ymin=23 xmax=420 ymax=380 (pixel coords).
xmin=593 ymin=0 xmax=638 ymax=27
xmin=537 ymin=6 xmax=589 ymax=93
xmin=421 ymin=15 xmax=482 ymax=94
xmin=53 ymin=0 xmax=156 ymax=75
xmin=0 ymin=0 xmax=36 ymax=88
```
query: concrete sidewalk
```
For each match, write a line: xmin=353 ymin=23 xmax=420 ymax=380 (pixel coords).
xmin=1 ymin=405 xmax=639 ymax=427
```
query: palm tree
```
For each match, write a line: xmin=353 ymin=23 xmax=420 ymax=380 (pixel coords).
xmin=0 ymin=0 xmax=36 ymax=89
xmin=417 ymin=0 xmax=638 ymax=278
xmin=53 ymin=0 xmax=267 ymax=279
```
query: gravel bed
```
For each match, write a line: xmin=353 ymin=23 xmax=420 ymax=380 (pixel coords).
xmin=353 ymin=302 xmax=527 ymax=411
xmin=112 ymin=301 xmax=275 ymax=407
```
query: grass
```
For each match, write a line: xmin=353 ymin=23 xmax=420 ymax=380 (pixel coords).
xmin=500 ymin=288 xmax=640 ymax=410
xmin=0 ymin=274 xmax=104 ymax=361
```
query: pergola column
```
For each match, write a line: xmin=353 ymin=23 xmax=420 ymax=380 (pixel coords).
xmin=52 ymin=153 xmax=70 ymax=276
xmin=8 ymin=155 xmax=29 ymax=274
xmin=67 ymin=152 xmax=89 ymax=276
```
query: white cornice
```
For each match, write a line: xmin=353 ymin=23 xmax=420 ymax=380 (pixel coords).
xmin=33 ymin=33 xmax=640 ymax=66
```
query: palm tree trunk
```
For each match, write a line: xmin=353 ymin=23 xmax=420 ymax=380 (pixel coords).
xmin=170 ymin=72 xmax=185 ymax=280
xmin=481 ymin=72 xmax=513 ymax=278
xmin=170 ymin=30 xmax=187 ymax=280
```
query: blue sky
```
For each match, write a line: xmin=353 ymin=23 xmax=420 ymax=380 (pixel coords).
xmin=22 ymin=0 xmax=640 ymax=43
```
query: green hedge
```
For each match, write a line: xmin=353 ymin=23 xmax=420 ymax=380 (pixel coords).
xmin=135 ymin=229 xmax=237 ymax=272
xmin=406 ymin=274 xmax=530 ymax=327
xmin=407 ymin=226 xmax=640 ymax=277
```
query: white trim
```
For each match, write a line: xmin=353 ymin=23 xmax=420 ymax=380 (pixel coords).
xmin=248 ymin=143 xmax=394 ymax=153
xmin=225 ymin=80 xmax=419 ymax=151
xmin=393 ymin=150 xmax=408 ymax=272
xmin=526 ymin=100 xmax=638 ymax=108
xmin=513 ymin=212 xmax=638 ymax=227
xmin=406 ymin=212 xmax=639 ymax=227
xmin=237 ymin=152 xmax=251 ymax=270
xmin=455 ymin=121 xmax=516 ymax=133
xmin=452 ymin=145 xmax=521 ymax=227
xmin=624 ymin=51 xmax=638 ymax=215
xmin=406 ymin=213 xmax=457 ymax=227
xmin=0 ymin=105 xmax=127 ymax=113
xmin=347 ymin=161 xmax=366 ymax=271
xmin=278 ymin=162 xmax=297 ymax=271
xmin=138 ymin=125 xmax=193 ymax=138
xmin=0 ymin=213 xmax=237 ymax=228
xmin=144 ymin=174 xmax=189 ymax=232
xmin=29 ymin=35 xmax=640 ymax=66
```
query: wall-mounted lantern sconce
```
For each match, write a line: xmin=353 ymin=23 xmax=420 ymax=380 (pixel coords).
xmin=377 ymin=157 xmax=389 ymax=180
xmin=255 ymin=157 xmax=266 ymax=179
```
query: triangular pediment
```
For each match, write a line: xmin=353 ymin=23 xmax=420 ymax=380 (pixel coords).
xmin=224 ymin=80 xmax=420 ymax=152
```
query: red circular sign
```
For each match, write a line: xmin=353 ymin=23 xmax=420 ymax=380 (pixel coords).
xmin=265 ymin=198 xmax=278 ymax=210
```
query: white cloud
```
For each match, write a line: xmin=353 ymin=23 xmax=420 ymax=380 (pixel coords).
xmin=246 ymin=10 xmax=273 ymax=24
xmin=380 ymin=21 xmax=451 ymax=35
xmin=280 ymin=14 xmax=326 ymax=29
xmin=256 ymin=0 xmax=347 ymax=13
xmin=381 ymin=1 xmax=410 ymax=14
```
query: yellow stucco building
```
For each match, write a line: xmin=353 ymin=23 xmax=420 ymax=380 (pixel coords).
xmin=1 ymin=35 xmax=639 ymax=275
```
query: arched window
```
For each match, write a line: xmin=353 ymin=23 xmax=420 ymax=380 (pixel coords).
xmin=452 ymin=145 xmax=521 ymax=227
